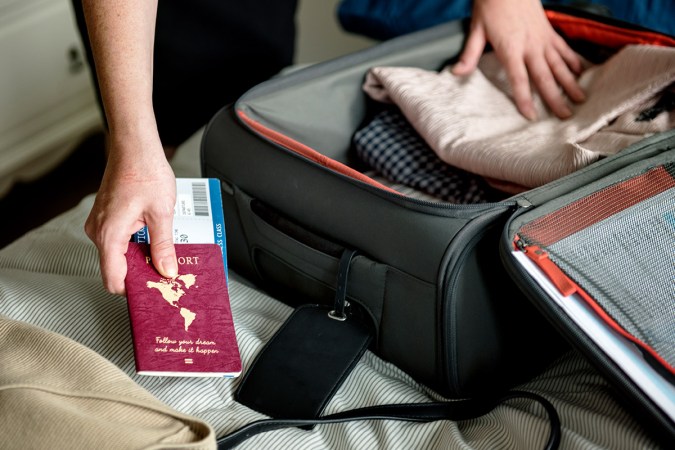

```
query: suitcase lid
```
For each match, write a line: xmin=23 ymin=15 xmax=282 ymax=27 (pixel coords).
xmin=500 ymin=132 xmax=675 ymax=442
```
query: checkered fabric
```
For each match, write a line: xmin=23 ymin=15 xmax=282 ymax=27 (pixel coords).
xmin=354 ymin=108 xmax=501 ymax=204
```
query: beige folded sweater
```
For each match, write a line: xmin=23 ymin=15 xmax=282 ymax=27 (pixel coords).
xmin=0 ymin=316 xmax=216 ymax=450
xmin=363 ymin=45 xmax=675 ymax=190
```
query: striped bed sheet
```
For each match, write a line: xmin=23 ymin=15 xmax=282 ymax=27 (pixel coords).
xmin=0 ymin=130 xmax=659 ymax=449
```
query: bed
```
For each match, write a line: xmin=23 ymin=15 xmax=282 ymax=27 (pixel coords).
xmin=0 ymin=129 xmax=662 ymax=449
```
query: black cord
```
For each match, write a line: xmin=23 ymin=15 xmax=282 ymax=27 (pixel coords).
xmin=217 ymin=390 xmax=561 ymax=450
xmin=500 ymin=390 xmax=561 ymax=450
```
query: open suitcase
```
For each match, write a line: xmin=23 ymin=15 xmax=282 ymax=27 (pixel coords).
xmin=201 ymin=9 xmax=675 ymax=443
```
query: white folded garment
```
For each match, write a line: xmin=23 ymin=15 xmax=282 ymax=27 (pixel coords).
xmin=363 ymin=45 xmax=675 ymax=190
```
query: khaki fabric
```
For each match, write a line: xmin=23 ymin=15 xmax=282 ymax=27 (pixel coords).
xmin=0 ymin=316 xmax=216 ymax=450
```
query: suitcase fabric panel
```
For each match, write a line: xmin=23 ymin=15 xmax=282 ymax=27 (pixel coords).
xmin=514 ymin=160 xmax=675 ymax=375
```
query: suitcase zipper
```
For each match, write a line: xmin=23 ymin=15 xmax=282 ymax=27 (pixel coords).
xmin=513 ymin=237 xmax=576 ymax=297
xmin=441 ymin=207 xmax=517 ymax=393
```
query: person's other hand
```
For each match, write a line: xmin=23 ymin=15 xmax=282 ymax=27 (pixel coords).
xmin=85 ymin=133 xmax=177 ymax=295
xmin=452 ymin=0 xmax=585 ymax=120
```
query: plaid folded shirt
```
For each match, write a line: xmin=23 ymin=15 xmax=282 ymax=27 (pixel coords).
xmin=354 ymin=108 xmax=502 ymax=204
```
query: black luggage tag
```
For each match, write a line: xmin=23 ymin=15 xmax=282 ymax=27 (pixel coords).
xmin=235 ymin=250 xmax=373 ymax=420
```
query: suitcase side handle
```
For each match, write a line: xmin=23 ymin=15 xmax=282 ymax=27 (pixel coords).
xmin=244 ymin=197 xmax=386 ymax=340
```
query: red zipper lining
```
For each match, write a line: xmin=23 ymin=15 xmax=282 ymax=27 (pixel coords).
xmin=519 ymin=166 xmax=675 ymax=247
xmin=237 ymin=110 xmax=401 ymax=195
xmin=519 ymin=243 xmax=576 ymax=296
xmin=516 ymin=240 xmax=675 ymax=376
xmin=573 ymin=274 xmax=675 ymax=376
xmin=547 ymin=10 xmax=675 ymax=48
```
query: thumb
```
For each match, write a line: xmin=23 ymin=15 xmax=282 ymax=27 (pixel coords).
xmin=452 ymin=23 xmax=486 ymax=76
xmin=148 ymin=214 xmax=178 ymax=278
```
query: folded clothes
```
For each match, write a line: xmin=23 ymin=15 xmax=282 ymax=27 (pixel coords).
xmin=363 ymin=45 xmax=675 ymax=189
xmin=354 ymin=107 xmax=504 ymax=203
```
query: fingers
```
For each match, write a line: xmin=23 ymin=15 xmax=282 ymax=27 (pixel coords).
xmin=553 ymin=34 xmax=583 ymax=75
xmin=86 ymin=202 xmax=176 ymax=294
xmin=452 ymin=23 xmax=487 ymax=76
xmin=85 ymin=213 xmax=133 ymax=295
xmin=502 ymin=52 xmax=538 ymax=121
xmin=526 ymin=52 xmax=572 ymax=119
xmin=547 ymin=41 xmax=586 ymax=103
xmin=147 ymin=209 xmax=177 ymax=279
xmin=99 ymin=233 xmax=131 ymax=295
xmin=525 ymin=44 xmax=589 ymax=120
xmin=503 ymin=43 xmax=586 ymax=121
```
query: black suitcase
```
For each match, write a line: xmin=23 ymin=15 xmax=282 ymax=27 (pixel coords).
xmin=201 ymin=10 xmax=675 ymax=442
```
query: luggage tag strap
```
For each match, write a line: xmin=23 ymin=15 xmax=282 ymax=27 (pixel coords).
xmin=219 ymin=390 xmax=561 ymax=450
xmin=235 ymin=248 xmax=374 ymax=421
xmin=328 ymin=248 xmax=359 ymax=321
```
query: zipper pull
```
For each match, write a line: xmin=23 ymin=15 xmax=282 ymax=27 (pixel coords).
xmin=516 ymin=199 xmax=532 ymax=209
xmin=516 ymin=239 xmax=576 ymax=297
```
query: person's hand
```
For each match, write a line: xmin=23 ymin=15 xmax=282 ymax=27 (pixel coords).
xmin=452 ymin=0 xmax=585 ymax=120
xmin=85 ymin=132 xmax=177 ymax=295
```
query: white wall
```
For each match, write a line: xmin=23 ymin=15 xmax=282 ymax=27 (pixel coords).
xmin=294 ymin=0 xmax=376 ymax=64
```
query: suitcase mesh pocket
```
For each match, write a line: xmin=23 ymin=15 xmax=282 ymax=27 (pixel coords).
xmin=516 ymin=163 xmax=675 ymax=375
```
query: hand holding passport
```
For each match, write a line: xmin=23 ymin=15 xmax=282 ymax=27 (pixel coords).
xmin=124 ymin=178 xmax=241 ymax=377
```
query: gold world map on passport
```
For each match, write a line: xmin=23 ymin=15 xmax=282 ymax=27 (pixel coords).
xmin=146 ymin=275 xmax=198 ymax=331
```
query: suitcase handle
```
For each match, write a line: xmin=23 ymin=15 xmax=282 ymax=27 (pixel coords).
xmin=251 ymin=199 xmax=345 ymax=258
xmin=241 ymin=197 xmax=386 ymax=338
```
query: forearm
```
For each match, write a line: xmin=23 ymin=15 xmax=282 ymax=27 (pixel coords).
xmin=81 ymin=0 xmax=178 ymax=294
xmin=81 ymin=0 xmax=159 ymax=147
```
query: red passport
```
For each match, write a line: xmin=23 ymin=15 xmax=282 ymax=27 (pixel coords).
xmin=124 ymin=242 xmax=241 ymax=377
